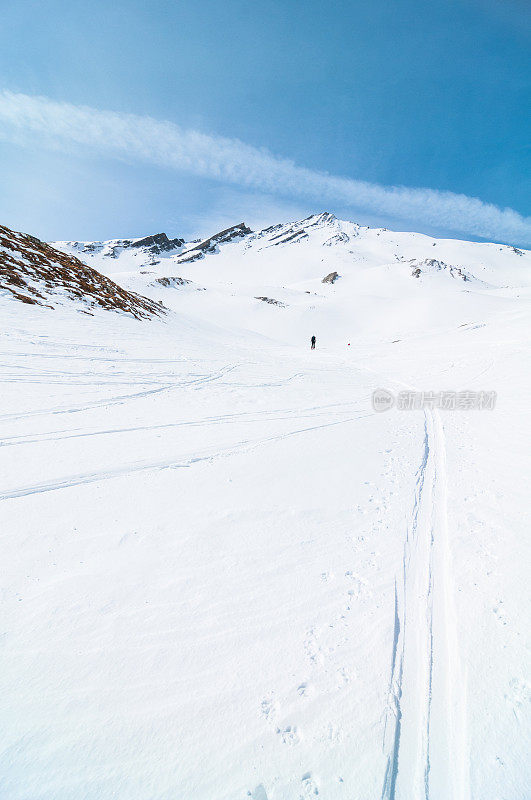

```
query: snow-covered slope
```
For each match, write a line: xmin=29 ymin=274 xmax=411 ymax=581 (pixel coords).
xmin=2 ymin=215 xmax=530 ymax=800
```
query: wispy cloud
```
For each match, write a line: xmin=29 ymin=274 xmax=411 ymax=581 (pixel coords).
xmin=1 ymin=90 xmax=529 ymax=245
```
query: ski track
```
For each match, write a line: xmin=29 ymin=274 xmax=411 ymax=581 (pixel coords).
xmin=0 ymin=399 xmax=368 ymax=447
xmin=0 ymin=364 xmax=239 ymax=422
xmin=0 ymin=412 xmax=373 ymax=501
xmin=3 ymin=344 xmax=473 ymax=800
xmin=381 ymin=410 xmax=470 ymax=800
xmin=0 ymin=365 xmax=308 ymax=424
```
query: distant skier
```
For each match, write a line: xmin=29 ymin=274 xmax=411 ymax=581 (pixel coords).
xmin=311 ymin=335 xmax=316 ymax=350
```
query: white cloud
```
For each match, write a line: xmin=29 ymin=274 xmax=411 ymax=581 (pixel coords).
xmin=0 ymin=90 xmax=530 ymax=245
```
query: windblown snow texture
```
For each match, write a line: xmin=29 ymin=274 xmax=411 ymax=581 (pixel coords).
xmin=2 ymin=213 xmax=529 ymax=800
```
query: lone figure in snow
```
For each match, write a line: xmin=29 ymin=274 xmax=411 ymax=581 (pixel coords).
xmin=311 ymin=335 xmax=316 ymax=350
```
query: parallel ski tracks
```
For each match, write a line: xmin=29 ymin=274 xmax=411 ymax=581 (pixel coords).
xmin=0 ymin=410 xmax=372 ymax=501
xmin=382 ymin=409 xmax=469 ymax=800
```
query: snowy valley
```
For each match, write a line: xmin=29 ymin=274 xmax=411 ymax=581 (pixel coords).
xmin=1 ymin=213 xmax=530 ymax=799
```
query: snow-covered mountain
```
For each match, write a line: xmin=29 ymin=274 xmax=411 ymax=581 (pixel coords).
xmin=54 ymin=212 xmax=530 ymax=287
xmin=53 ymin=212 xmax=530 ymax=344
xmin=2 ymin=214 xmax=530 ymax=800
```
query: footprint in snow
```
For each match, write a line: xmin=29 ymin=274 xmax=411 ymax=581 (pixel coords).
xmin=336 ymin=665 xmax=352 ymax=685
xmin=248 ymin=785 xmax=269 ymax=800
xmin=300 ymin=772 xmax=319 ymax=796
xmin=493 ymin=600 xmax=508 ymax=625
xmin=260 ymin=696 xmax=277 ymax=722
xmin=277 ymin=724 xmax=300 ymax=745
xmin=504 ymin=677 xmax=529 ymax=713
xmin=297 ymin=681 xmax=313 ymax=697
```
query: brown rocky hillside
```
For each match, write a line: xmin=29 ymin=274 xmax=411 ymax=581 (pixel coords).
xmin=0 ymin=224 xmax=165 ymax=319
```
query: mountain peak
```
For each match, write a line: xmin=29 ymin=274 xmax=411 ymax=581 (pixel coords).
xmin=176 ymin=222 xmax=252 ymax=264
xmin=302 ymin=212 xmax=337 ymax=225
xmin=132 ymin=233 xmax=185 ymax=253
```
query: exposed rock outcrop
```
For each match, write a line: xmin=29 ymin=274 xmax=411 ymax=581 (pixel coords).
xmin=410 ymin=258 xmax=473 ymax=282
xmin=177 ymin=223 xmax=252 ymax=263
xmin=0 ymin=224 xmax=165 ymax=318
xmin=322 ymin=271 xmax=340 ymax=284
xmin=152 ymin=276 xmax=206 ymax=291
xmin=254 ymin=296 xmax=286 ymax=307
xmin=132 ymin=233 xmax=185 ymax=253
xmin=153 ymin=276 xmax=191 ymax=287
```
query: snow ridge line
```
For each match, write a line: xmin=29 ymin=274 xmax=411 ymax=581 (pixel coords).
xmin=382 ymin=410 xmax=469 ymax=799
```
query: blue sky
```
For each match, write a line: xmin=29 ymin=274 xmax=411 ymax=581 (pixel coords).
xmin=0 ymin=0 xmax=529 ymax=244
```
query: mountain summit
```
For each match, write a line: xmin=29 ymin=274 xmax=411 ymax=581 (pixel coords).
xmin=50 ymin=214 xmax=529 ymax=343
